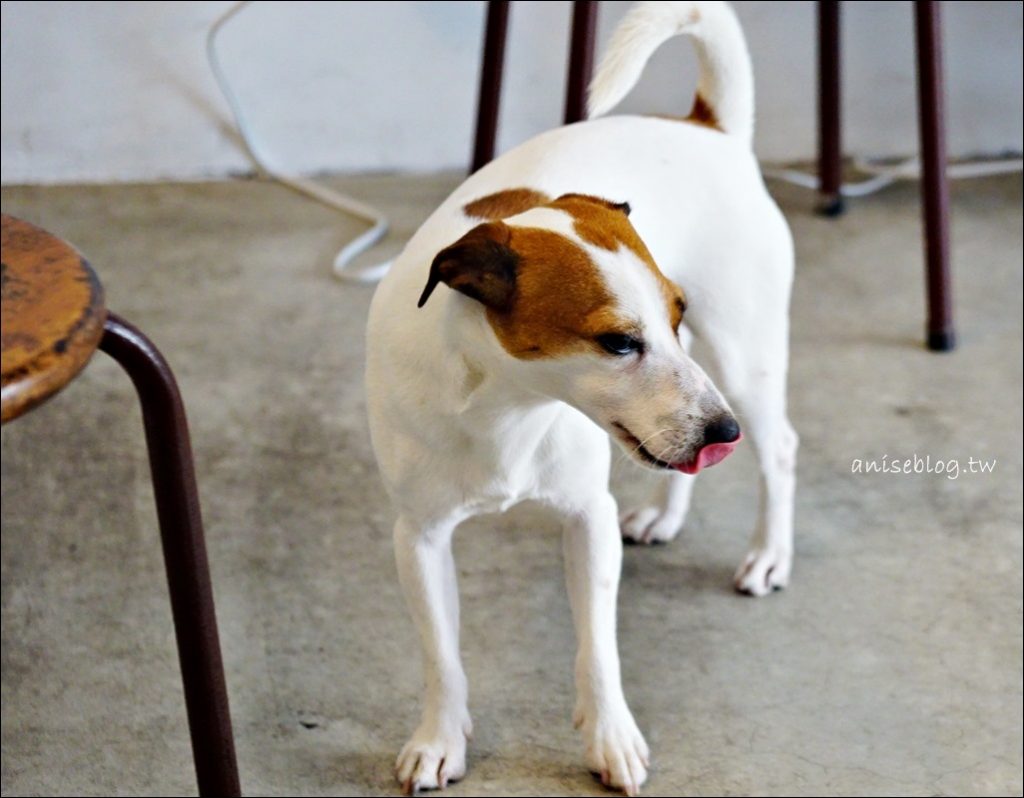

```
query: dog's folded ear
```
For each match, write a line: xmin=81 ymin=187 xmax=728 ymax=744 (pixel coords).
xmin=418 ymin=222 xmax=519 ymax=312
xmin=554 ymin=193 xmax=631 ymax=216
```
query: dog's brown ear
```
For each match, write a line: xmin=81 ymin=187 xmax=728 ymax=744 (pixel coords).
xmin=418 ymin=223 xmax=518 ymax=311
xmin=554 ymin=193 xmax=631 ymax=216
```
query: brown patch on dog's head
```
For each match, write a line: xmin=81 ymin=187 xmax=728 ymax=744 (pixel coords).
xmin=418 ymin=220 xmax=616 ymax=359
xmin=549 ymin=194 xmax=643 ymax=259
xmin=420 ymin=194 xmax=687 ymax=358
xmin=548 ymin=194 xmax=687 ymax=331
xmin=463 ymin=188 xmax=552 ymax=221
xmin=485 ymin=225 xmax=620 ymax=359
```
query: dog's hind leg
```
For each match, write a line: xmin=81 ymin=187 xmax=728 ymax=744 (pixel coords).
xmin=697 ymin=251 xmax=798 ymax=597
xmin=393 ymin=514 xmax=472 ymax=794
xmin=560 ymin=492 xmax=649 ymax=795
xmin=727 ymin=376 xmax=797 ymax=597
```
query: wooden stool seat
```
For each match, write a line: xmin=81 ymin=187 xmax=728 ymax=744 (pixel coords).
xmin=1 ymin=214 xmax=107 ymax=423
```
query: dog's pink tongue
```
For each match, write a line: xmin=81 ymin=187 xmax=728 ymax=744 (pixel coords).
xmin=674 ymin=439 xmax=739 ymax=475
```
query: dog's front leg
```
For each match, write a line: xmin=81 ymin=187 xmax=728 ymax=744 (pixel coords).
xmin=393 ymin=515 xmax=471 ymax=794
xmin=620 ymin=471 xmax=696 ymax=544
xmin=621 ymin=324 xmax=697 ymax=545
xmin=562 ymin=493 xmax=649 ymax=796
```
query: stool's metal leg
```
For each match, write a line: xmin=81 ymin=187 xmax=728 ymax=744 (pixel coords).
xmin=817 ymin=0 xmax=844 ymax=216
xmin=564 ymin=0 xmax=598 ymax=125
xmin=99 ymin=312 xmax=241 ymax=797
xmin=915 ymin=0 xmax=955 ymax=351
xmin=471 ymin=0 xmax=510 ymax=173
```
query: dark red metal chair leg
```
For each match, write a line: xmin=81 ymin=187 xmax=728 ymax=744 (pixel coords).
xmin=914 ymin=1 xmax=955 ymax=351
xmin=99 ymin=312 xmax=241 ymax=797
xmin=817 ymin=0 xmax=844 ymax=216
xmin=564 ymin=0 xmax=598 ymax=125
xmin=471 ymin=0 xmax=510 ymax=173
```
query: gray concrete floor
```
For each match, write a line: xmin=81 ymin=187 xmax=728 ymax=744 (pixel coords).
xmin=1 ymin=172 xmax=1021 ymax=797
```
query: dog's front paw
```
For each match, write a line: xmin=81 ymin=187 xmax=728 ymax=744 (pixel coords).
xmin=620 ymin=505 xmax=684 ymax=544
xmin=734 ymin=545 xmax=791 ymax=596
xmin=577 ymin=705 xmax=650 ymax=796
xmin=395 ymin=714 xmax=471 ymax=795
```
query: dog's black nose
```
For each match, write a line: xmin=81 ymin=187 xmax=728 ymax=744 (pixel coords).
xmin=704 ymin=416 xmax=741 ymax=445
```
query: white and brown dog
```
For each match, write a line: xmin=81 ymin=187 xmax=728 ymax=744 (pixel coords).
xmin=365 ymin=1 xmax=797 ymax=793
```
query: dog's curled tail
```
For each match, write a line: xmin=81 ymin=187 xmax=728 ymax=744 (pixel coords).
xmin=587 ymin=1 xmax=754 ymax=144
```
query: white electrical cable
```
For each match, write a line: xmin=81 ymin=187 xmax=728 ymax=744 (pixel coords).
xmin=207 ymin=0 xmax=392 ymax=283
xmin=764 ymin=154 xmax=1023 ymax=197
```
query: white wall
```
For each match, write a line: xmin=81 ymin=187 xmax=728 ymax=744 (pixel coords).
xmin=1 ymin=1 xmax=1021 ymax=184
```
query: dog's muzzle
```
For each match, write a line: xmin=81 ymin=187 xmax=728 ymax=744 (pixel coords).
xmin=675 ymin=415 xmax=742 ymax=474
xmin=615 ymin=416 xmax=741 ymax=473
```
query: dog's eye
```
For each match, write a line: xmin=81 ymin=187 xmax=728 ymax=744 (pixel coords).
xmin=596 ymin=333 xmax=644 ymax=356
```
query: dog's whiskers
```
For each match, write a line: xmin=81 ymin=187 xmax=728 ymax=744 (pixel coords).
xmin=614 ymin=426 xmax=683 ymax=468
